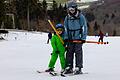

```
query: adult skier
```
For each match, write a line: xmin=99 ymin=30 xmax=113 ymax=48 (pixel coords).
xmin=63 ymin=1 xmax=88 ymax=74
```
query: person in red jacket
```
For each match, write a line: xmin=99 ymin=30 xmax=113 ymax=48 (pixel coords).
xmin=98 ymin=30 xmax=104 ymax=42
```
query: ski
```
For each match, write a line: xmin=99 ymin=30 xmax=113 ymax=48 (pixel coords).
xmin=49 ymin=71 xmax=58 ymax=76
xmin=37 ymin=70 xmax=66 ymax=77
xmin=37 ymin=70 xmax=46 ymax=73
xmin=66 ymin=72 xmax=88 ymax=76
xmin=49 ymin=72 xmax=66 ymax=77
xmin=60 ymin=73 xmax=66 ymax=77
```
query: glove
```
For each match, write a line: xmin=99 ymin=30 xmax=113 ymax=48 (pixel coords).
xmin=63 ymin=39 xmax=68 ymax=47
xmin=64 ymin=39 xmax=68 ymax=42
xmin=81 ymin=40 xmax=86 ymax=44
xmin=65 ymin=46 xmax=68 ymax=51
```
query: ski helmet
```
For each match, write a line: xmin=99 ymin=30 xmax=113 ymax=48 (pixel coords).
xmin=56 ymin=24 xmax=64 ymax=29
xmin=67 ymin=1 xmax=77 ymax=8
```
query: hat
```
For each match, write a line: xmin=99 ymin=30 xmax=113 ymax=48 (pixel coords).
xmin=67 ymin=1 xmax=77 ymax=8
xmin=56 ymin=24 xmax=64 ymax=29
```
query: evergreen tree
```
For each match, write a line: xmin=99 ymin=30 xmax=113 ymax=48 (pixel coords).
xmin=0 ymin=0 xmax=5 ymax=28
xmin=94 ymin=21 xmax=99 ymax=31
xmin=16 ymin=0 xmax=28 ymax=19
xmin=64 ymin=3 xmax=67 ymax=10
xmin=57 ymin=3 xmax=63 ymax=23
xmin=52 ymin=0 xmax=58 ymax=11
xmin=105 ymin=13 xmax=109 ymax=18
xmin=103 ymin=19 xmax=106 ymax=25
xmin=85 ymin=12 xmax=95 ymax=22
xmin=111 ymin=13 xmax=115 ymax=19
xmin=36 ymin=2 xmax=43 ymax=19
xmin=113 ymin=29 xmax=117 ymax=36
xmin=63 ymin=3 xmax=67 ymax=19
xmin=52 ymin=0 xmax=58 ymax=23
xmin=42 ymin=0 xmax=47 ymax=19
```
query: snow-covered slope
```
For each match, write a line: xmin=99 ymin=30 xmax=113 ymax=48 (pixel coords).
xmin=0 ymin=31 xmax=120 ymax=80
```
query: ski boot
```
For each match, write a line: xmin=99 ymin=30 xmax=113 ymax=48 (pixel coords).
xmin=73 ymin=67 xmax=82 ymax=75
xmin=63 ymin=67 xmax=73 ymax=74
xmin=45 ymin=68 xmax=54 ymax=72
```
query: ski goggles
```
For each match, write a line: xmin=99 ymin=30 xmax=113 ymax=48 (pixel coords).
xmin=68 ymin=7 xmax=75 ymax=11
xmin=56 ymin=28 xmax=64 ymax=31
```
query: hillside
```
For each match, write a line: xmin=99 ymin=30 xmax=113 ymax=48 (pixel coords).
xmin=85 ymin=0 xmax=120 ymax=36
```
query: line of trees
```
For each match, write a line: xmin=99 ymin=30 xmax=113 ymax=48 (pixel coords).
xmin=0 ymin=0 xmax=5 ymax=28
xmin=0 ymin=0 xmax=67 ymax=31
xmin=0 ymin=0 xmax=101 ymax=35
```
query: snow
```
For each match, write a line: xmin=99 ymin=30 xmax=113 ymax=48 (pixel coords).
xmin=0 ymin=31 xmax=120 ymax=80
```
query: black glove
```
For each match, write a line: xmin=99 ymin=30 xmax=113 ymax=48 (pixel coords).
xmin=63 ymin=39 xmax=68 ymax=47
xmin=51 ymin=53 xmax=52 ymax=55
xmin=81 ymin=40 xmax=86 ymax=44
xmin=48 ymin=32 xmax=52 ymax=39
xmin=64 ymin=39 xmax=68 ymax=42
xmin=65 ymin=46 xmax=68 ymax=51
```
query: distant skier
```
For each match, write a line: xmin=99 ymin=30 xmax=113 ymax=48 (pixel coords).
xmin=47 ymin=32 xmax=52 ymax=44
xmin=45 ymin=24 xmax=66 ymax=73
xmin=98 ymin=30 xmax=104 ymax=42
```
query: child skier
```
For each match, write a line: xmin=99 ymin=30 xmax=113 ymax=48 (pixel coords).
xmin=45 ymin=24 xmax=66 ymax=73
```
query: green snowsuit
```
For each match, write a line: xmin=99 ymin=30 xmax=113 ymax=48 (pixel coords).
xmin=48 ymin=34 xmax=66 ymax=69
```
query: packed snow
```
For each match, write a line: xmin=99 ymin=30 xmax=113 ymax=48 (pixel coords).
xmin=0 ymin=31 xmax=120 ymax=80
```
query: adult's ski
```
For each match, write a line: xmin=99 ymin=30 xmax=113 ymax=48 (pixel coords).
xmin=65 ymin=72 xmax=88 ymax=76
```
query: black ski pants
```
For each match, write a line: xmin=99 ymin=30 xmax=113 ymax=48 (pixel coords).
xmin=66 ymin=43 xmax=83 ymax=69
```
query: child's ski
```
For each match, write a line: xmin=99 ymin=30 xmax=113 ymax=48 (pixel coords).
xmin=49 ymin=72 xmax=66 ymax=77
xmin=37 ymin=70 xmax=46 ymax=73
xmin=49 ymin=71 xmax=58 ymax=76
xmin=37 ymin=70 xmax=66 ymax=77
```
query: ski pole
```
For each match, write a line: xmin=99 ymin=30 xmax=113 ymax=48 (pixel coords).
xmin=48 ymin=20 xmax=64 ymax=44
xmin=85 ymin=41 xmax=109 ymax=44
xmin=67 ymin=40 xmax=109 ymax=44
xmin=48 ymin=20 xmax=108 ymax=45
